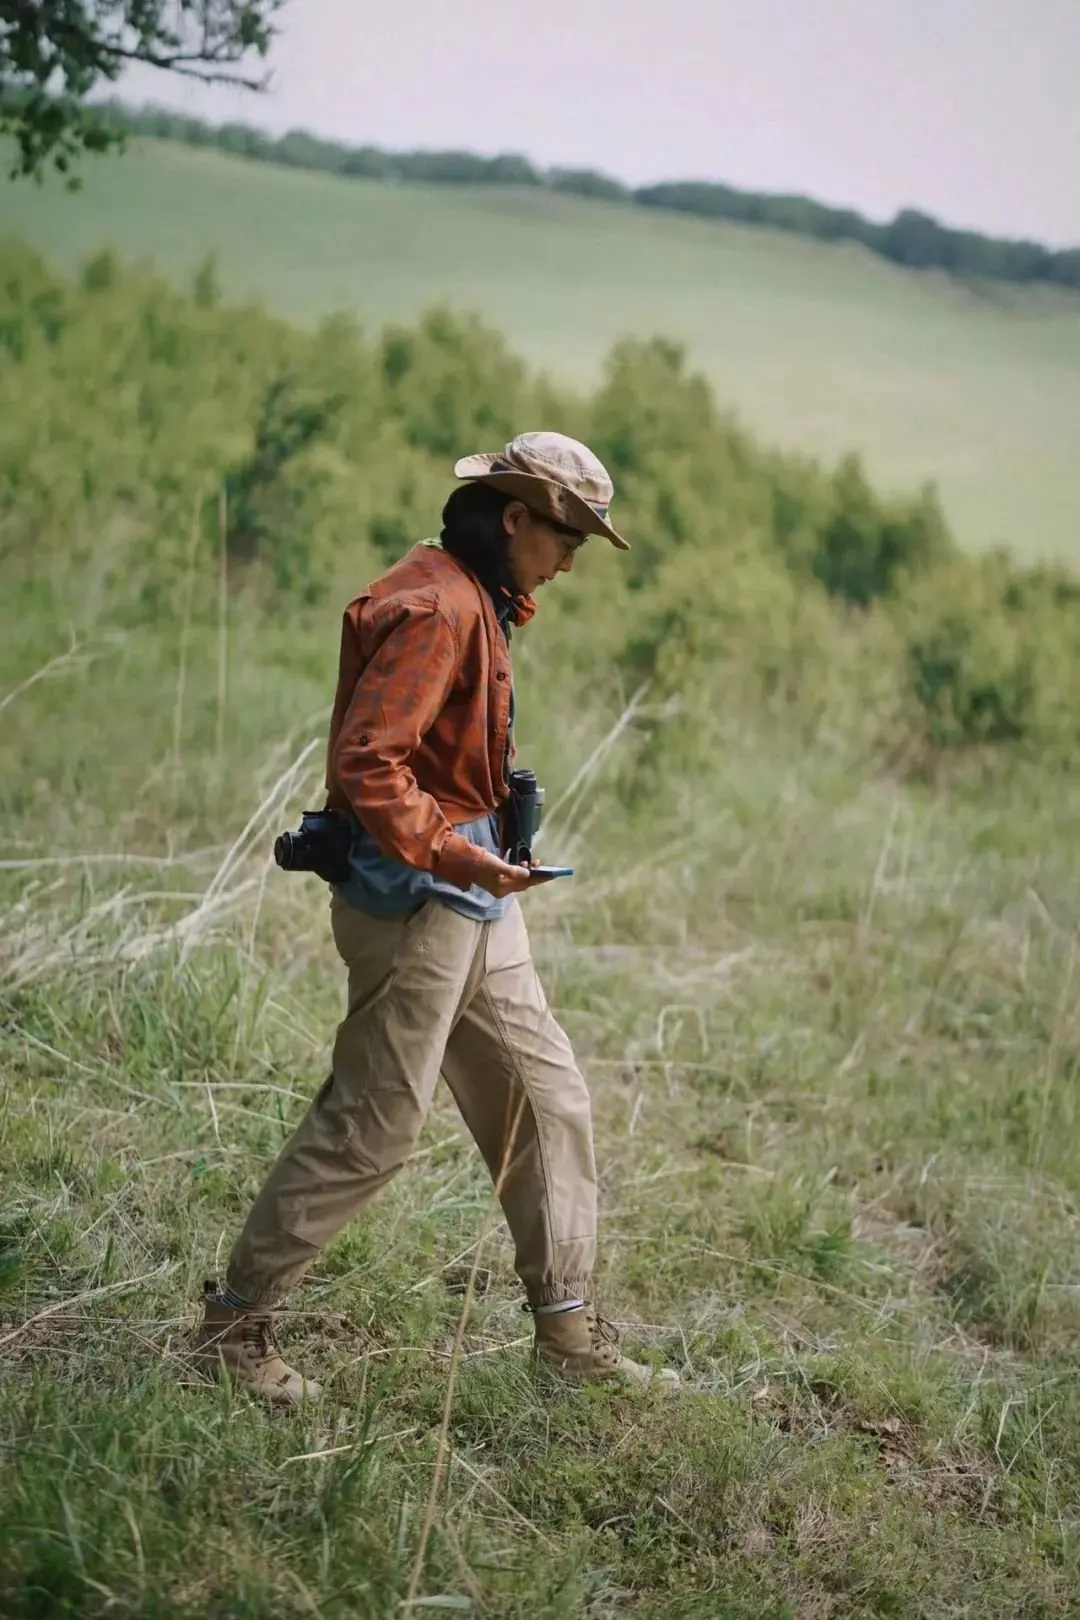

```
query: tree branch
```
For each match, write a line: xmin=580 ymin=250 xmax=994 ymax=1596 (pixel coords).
xmin=41 ymin=12 xmax=272 ymax=76
xmin=0 ymin=2 xmax=282 ymax=175
xmin=91 ymin=43 xmax=271 ymax=89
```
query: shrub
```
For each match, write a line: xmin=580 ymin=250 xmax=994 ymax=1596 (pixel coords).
xmin=897 ymin=553 xmax=1080 ymax=759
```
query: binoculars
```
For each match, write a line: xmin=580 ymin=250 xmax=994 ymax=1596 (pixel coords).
xmin=504 ymin=767 xmax=544 ymax=865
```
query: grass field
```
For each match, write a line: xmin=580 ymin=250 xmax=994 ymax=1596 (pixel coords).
xmin=6 ymin=171 xmax=1080 ymax=1616
xmin=5 ymin=136 xmax=1080 ymax=560
xmin=6 ymin=599 xmax=1080 ymax=1616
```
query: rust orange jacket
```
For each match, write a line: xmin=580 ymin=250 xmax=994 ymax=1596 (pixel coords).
xmin=325 ymin=543 xmax=535 ymax=892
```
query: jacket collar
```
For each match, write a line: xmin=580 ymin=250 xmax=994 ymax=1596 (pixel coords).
xmin=421 ymin=539 xmax=535 ymax=630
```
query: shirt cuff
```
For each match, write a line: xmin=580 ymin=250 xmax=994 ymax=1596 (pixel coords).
xmin=432 ymin=835 xmax=493 ymax=892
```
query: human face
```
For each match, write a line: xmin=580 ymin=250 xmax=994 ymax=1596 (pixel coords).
xmin=502 ymin=501 xmax=588 ymax=594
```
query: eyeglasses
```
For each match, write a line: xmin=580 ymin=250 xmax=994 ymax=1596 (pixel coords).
xmin=527 ymin=505 xmax=588 ymax=551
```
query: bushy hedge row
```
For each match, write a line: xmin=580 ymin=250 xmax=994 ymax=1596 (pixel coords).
xmin=2 ymin=236 xmax=1077 ymax=771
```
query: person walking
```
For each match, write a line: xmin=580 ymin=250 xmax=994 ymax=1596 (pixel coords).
xmin=192 ymin=432 xmax=680 ymax=1404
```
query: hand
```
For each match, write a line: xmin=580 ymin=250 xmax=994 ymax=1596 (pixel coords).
xmin=473 ymin=857 xmax=554 ymax=899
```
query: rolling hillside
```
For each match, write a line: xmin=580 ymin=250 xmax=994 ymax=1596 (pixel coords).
xmin=4 ymin=135 xmax=1079 ymax=558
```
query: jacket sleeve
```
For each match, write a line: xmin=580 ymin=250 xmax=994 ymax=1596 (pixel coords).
xmin=331 ymin=601 xmax=493 ymax=891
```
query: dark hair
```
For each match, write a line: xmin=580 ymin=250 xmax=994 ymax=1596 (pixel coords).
xmin=440 ymin=482 xmax=515 ymax=600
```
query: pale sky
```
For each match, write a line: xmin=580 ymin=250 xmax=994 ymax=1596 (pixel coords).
xmin=115 ymin=0 xmax=1080 ymax=247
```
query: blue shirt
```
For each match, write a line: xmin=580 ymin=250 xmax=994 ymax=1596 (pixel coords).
xmin=333 ymin=808 xmax=511 ymax=923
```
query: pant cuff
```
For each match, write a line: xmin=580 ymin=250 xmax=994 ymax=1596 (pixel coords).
xmin=223 ymin=1268 xmax=285 ymax=1310
xmin=524 ymin=1279 xmax=592 ymax=1308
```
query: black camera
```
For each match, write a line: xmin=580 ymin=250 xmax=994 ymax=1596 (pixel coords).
xmin=504 ymin=768 xmax=545 ymax=865
xmin=273 ymin=809 xmax=353 ymax=885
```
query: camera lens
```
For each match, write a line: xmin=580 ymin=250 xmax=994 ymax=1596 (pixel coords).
xmin=274 ymin=832 xmax=295 ymax=870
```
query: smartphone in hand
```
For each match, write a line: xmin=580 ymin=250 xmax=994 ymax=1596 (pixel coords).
xmin=528 ymin=865 xmax=575 ymax=881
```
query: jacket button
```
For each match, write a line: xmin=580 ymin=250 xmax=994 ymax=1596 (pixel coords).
xmin=496 ymin=671 xmax=507 ymax=681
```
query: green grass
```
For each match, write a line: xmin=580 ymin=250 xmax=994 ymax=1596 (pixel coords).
xmin=5 ymin=135 xmax=1080 ymax=561
xmin=5 ymin=194 xmax=1080 ymax=1616
xmin=5 ymin=594 xmax=1080 ymax=1616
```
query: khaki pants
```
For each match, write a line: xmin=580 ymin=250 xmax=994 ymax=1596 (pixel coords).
xmin=227 ymin=894 xmax=597 ymax=1308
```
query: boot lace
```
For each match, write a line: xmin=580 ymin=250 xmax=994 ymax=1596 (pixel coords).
xmin=239 ymin=1312 xmax=280 ymax=1365
xmin=586 ymin=1308 xmax=623 ymax=1365
xmin=587 ymin=1310 xmax=620 ymax=1349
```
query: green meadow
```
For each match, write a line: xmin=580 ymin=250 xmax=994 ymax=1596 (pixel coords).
xmin=4 ymin=152 xmax=1080 ymax=1615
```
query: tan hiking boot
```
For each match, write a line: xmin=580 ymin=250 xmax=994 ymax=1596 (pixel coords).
xmin=191 ymin=1283 xmax=321 ymax=1408
xmin=532 ymin=1304 xmax=680 ymax=1389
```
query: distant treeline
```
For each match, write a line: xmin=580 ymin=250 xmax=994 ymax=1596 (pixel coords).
xmin=97 ymin=99 xmax=1080 ymax=292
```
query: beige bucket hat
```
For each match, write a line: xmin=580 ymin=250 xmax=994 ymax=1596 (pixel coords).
xmin=454 ymin=431 xmax=629 ymax=550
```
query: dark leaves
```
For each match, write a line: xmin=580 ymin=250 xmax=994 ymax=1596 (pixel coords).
xmin=0 ymin=1 xmax=283 ymax=180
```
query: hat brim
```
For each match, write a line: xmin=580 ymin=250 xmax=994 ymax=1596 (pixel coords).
xmin=453 ymin=454 xmax=630 ymax=550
